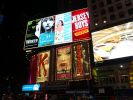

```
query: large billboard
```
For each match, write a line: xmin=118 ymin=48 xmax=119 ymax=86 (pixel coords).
xmin=92 ymin=21 xmax=133 ymax=62
xmin=28 ymin=40 xmax=92 ymax=83
xmin=24 ymin=8 xmax=90 ymax=50
xmin=55 ymin=40 xmax=92 ymax=81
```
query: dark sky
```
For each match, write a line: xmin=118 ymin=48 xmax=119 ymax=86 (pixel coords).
xmin=0 ymin=1 xmax=58 ymax=89
xmin=0 ymin=0 xmax=88 ymax=91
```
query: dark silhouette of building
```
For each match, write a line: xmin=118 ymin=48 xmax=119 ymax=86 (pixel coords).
xmin=87 ymin=0 xmax=133 ymax=31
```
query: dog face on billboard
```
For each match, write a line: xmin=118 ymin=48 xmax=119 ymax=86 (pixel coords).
xmin=41 ymin=16 xmax=54 ymax=33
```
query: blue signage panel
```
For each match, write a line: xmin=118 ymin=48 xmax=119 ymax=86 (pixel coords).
xmin=22 ymin=84 xmax=40 ymax=91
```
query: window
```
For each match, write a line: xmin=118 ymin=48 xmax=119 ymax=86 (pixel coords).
xmin=110 ymin=14 xmax=116 ymax=20
xmin=92 ymin=4 xmax=97 ymax=10
xmin=91 ymin=0 xmax=97 ymax=4
xmin=106 ymin=0 xmax=112 ymax=5
xmin=93 ymin=11 xmax=99 ymax=17
xmin=102 ymin=17 xmax=107 ymax=23
xmin=94 ymin=20 xmax=99 ymax=26
xmin=99 ymin=1 xmax=104 ymax=8
xmin=116 ymin=3 xmax=123 ymax=10
xmin=108 ymin=6 xmax=114 ymax=12
xmin=100 ymin=9 xmax=106 ymax=15
xmin=119 ymin=11 xmax=125 ymax=18
xmin=128 ymin=8 xmax=133 ymax=15
xmin=114 ymin=0 xmax=120 ymax=2
xmin=125 ymin=0 xmax=132 ymax=6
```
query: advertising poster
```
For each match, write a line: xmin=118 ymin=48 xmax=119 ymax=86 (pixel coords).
xmin=72 ymin=40 xmax=91 ymax=79
xmin=38 ymin=16 xmax=55 ymax=47
xmin=36 ymin=50 xmax=50 ymax=83
xmin=28 ymin=54 xmax=38 ymax=84
xmin=56 ymin=45 xmax=72 ymax=80
xmin=54 ymin=12 xmax=72 ymax=44
xmin=92 ymin=21 xmax=133 ymax=62
xmin=72 ymin=8 xmax=90 ymax=41
xmin=72 ymin=42 xmax=84 ymax=79
xmin=24 ymin=19 xmax=41 ymax=49
xmin=81 ymin=40 xmax=91 ymax=76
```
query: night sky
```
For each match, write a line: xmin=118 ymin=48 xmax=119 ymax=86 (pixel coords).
xmin=0 ymin=0 xmax=87 ymax=92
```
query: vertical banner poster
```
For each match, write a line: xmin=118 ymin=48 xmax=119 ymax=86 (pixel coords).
xmin=72 ymin=40 xmax=91 ymax=79
xmin=36 ymin=50 xmax=50 ymax=83
xmin=24 ymin=19 xmax=41 ymax=49
xmin=81 ymin=40 xmax=91 ymax=78
xmin=54 ymin=12 xmax=72 ymax=44
xmin=28 ymin=54 xmax=38 ymax=84
xmin=56 ymin=45 xmax=72 ymax=80
xmin=72 ymin=8 xmax=90 ymax=41
xmin=38 ymin=16 xmax=55 ymax=47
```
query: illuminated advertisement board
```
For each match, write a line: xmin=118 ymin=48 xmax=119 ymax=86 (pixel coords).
xmin=28 ymin=50 xmax=51 ymax=84
xmin=24 ymin=8 xmax=90 ymax=50
xmin=92 ymin=21 xmax=133 ymax=62
xmin=54 ymin=12 xmax=72 ymax=44
xmin=72 ymin=40 xmax=91 ymax=79
xmin=72 ymin=8 xmax=90 ymax=41
xmin=55 ymin=40 xmax=91 ymax=80
xmin=36 ymin=50 xmax=50 ymax=83
xmin=22 ymin=84 xmax=40 ymax=91
xmin=56 ymin=45 xmax=72 ymax=80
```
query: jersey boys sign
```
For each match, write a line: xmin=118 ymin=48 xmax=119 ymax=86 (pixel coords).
xmin=72 ymin=8 xmax=90 ymax=41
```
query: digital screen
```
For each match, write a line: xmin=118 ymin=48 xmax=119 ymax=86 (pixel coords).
xmin=22 ymin=84 xmax=40 ymax=91
xmin=92 ymin=21 xmax=133 ymax=62
xmin=24 ymin=8 xmax=90 ymax=50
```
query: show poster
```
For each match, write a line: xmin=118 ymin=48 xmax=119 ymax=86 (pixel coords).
xmin=28 ymin=54 xmax=38 ymax=84
xmin=81 ymin=40 xmax=91 ymax=76
xmin=36 ymin=50 xmax=50 ymax=83
xmin=24 ymin=19 xmax=41 ymax=49
xmin=72 ymin=8 xmax=90 ymax=41
xmin=38 ymin=16 xmax=55 ymax=47
xmin=54 ymin=12 xmax=72 ymax=44
xmin=72 ymin=42 xmax=84 ymax=79
xmin=72 ymin=40 xmax=91 ymax=79
xmin=56 ymin=45 xmax=72 ymax=80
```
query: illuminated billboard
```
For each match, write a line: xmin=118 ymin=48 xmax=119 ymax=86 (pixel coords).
xmin=56 ymin=45 xmax=72 ymax=80
xmin=92 ymin=21 xmax=133 ymax=62
xmin=22 ymin=84 xmax=40 ymax=91
xmin=72 ymin=40 xmax=91 ymax=79
xmin=28 ymin=40 xmax=92 ymax=83
xmin=28 ymin=50 xmax=51 ymax=84
xmin=55 ymin=40 xmax=92 ymax=80
xmin=24 ymin=8 xmax=90 ymax=50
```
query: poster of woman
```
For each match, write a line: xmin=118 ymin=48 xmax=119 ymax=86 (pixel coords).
xmin=56 ymin=45 xmax=72 ymax=80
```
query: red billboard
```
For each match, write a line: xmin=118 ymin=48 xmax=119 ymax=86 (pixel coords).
xmin=72 ymin=8 xmax=90 ymax=41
